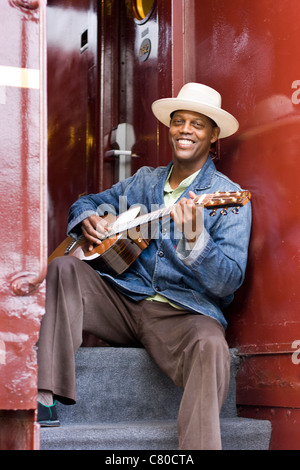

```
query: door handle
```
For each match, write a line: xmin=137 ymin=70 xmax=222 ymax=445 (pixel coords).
xmin=105 ymin=150 xmax=139 ymax=158
xmin=107 ymin=123 xmax=138 ymax=181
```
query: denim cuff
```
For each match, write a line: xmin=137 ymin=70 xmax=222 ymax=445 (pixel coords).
xmin=176 ymin=228 xmax=210 ymax=266
xmin=67 ymin=210 xmax=98 ymax=239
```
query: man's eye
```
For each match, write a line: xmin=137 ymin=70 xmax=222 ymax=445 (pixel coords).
xmin=193 ymin=122 xmax=204 ymax=128
xmin=172 ymin=119 xmax=183 ymax=125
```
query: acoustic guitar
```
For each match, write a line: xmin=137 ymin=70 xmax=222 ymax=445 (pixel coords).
xmin=48 ymin=190 xmax=251 ymax=276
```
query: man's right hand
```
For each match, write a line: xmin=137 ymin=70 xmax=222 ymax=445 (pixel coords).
xmin=81 ymin=215 xmax=110 ymax=251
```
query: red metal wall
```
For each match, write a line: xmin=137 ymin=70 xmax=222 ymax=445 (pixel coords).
xmin=0 ymin=0 xmax=47 ymax=449
xmin=178 ymin=0 xmax=300 ymax=449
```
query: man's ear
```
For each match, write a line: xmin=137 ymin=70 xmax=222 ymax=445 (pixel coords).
xmin=211 ymin=126 xmax=220 ymax=143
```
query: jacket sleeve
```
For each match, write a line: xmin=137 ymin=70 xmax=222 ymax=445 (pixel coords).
xmin=66 ymin=166 xmax=153 ymax=238
xmin=177 ymin=200 xmax=252 ymax=298
xmin=67 ymin=177 xmax=135 ymax=238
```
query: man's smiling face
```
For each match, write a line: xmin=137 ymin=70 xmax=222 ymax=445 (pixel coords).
xmin=169 ymin=110 xmax=220 ymax=169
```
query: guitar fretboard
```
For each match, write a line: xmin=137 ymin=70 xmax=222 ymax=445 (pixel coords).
xmin=106 ymin=191 xmax=251 ymax=239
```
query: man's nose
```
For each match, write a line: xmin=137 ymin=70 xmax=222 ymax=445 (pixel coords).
xmin=180 ymin=120 xmax=192 ymax=132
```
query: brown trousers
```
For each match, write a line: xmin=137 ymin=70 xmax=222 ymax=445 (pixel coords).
xmin=37 ymin=256 xmax=230 ymax=450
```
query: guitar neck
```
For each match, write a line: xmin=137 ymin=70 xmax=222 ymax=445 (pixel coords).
xmin=107 ymin=190 xmax=251 ymax=238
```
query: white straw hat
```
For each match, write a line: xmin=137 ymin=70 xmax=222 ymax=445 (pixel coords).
xmin=151 ymin=83 xmax=239 ymax=138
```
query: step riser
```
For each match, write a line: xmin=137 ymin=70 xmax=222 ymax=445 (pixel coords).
xmin=57 ymin=348 xmax=182 ymax=424
xmin=56 ymin=347 xmax=238 ymax=424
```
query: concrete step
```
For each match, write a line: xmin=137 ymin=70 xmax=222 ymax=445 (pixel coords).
xmin=40 ymin=347 xmax=271 ymax=450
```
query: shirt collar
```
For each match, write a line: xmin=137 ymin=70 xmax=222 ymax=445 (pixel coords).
xmin=164 ymin=167 xmax=201 ymax=194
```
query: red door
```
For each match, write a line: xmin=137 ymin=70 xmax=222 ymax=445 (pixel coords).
xmin=100 ymin=0 xmax=173 ymax=188
xmin=47 ymin=1 xmax=174 ymax=259
xmin=47 ymin=0 xmax=100 ymax=254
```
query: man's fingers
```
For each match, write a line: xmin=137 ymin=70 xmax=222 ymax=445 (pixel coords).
xmin=81 ymin=216 xmax=110 ymax=246
xmin=81 ymin=224 xmax=102 ymax=248
xmin=171 ymin=197 xmax=203 ymax=241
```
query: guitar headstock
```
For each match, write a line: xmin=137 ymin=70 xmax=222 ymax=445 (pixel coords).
xmin=195 ymin=191 xmax=251 ymax=216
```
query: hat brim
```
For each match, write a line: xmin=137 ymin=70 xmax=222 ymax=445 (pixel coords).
xmin=151 ymin=98 xmax=239 ymax=138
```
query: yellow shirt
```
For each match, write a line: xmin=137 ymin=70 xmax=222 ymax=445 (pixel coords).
xmin=147 ymin=168 xmax=201 ymax=307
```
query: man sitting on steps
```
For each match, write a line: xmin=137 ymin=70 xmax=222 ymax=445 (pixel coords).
xmin=37 ymin=83 xmax=252 ymax=450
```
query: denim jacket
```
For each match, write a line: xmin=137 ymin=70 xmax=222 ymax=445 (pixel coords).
xmin=67 ymin=157 xmax=252 ymax=329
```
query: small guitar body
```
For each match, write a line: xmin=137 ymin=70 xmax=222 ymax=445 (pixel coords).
xmin=48 ymin=190 xmax=251 ymax=276
xmin=48 ymin=232 xmax=150 ymax=277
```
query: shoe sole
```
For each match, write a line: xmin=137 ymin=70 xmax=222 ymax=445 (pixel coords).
xmin=39 ymin=420 xmax=61 ymax=427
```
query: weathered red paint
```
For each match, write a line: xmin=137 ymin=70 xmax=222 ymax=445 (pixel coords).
xmin=238 ymin=405 xmax=300 ymax=451
xmin=0 ymin=411 xmax=39 ymax=450
xmin=0 ymin=0 xmax=47 ymax=450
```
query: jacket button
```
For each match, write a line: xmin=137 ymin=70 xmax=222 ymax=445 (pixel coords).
xmin=158 ymin=251 xmax=164 ymax=257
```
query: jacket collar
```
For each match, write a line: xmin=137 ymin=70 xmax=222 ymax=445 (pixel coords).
xmin=192 ymin=155 xmax=216 ymax=192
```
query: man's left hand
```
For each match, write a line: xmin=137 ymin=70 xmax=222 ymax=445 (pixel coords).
xmin=171 ymin=191 xmax=203 ymax=245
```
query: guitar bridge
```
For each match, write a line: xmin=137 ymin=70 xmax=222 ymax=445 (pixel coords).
xmin=64 ymin=239 xmax=77 ymax=255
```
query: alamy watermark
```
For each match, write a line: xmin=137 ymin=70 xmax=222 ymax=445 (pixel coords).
xmin=291 ymin=340 xmax=300 ymax=364
xmin=95 ymin=196 xmax=205 ymax=243
xmin=291 ymin=80 xmax=300 ymax=104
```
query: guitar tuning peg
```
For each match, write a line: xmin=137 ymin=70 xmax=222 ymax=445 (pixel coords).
xmin=209 ymin=209 xmax=217 ymax=217
xmin=232 ymin=207 xmax=239 ymax=214
xmin=220 ymin=208 xmax=228 ymax=216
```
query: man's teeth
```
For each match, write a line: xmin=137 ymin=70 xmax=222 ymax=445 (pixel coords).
xmin=178 ymin=139 xmax=193 ymax=144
